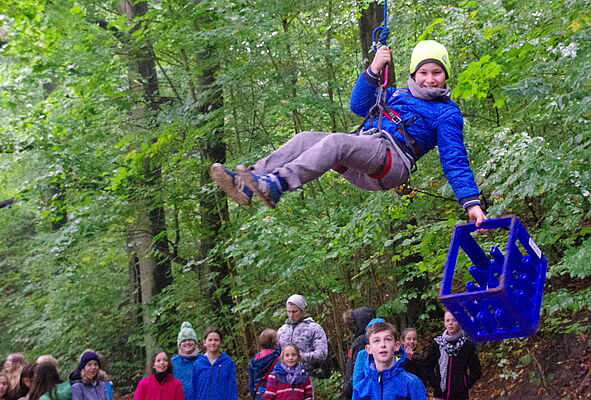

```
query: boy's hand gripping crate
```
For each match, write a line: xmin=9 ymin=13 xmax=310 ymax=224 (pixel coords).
xmin=439 ymin=215 xmax=547 ymax=342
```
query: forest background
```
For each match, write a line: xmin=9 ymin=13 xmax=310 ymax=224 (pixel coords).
xmin=0 ymin=0 xmax=589 ymax=398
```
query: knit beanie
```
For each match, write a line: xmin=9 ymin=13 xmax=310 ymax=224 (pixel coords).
xmin=409 ymin=40 xmax=451 ymax=79
xmin=78 ymin=351 xmax=100 ymax=370
xmin=177 ymin=321 xmax=198 ymax=346
xmin=286 ymin=294 xmax=307 ymax=311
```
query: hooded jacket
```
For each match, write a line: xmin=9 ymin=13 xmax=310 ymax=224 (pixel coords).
xmin=172 ymin=352 xmax=199 ymax=400
xmin=352 ymin=350 xmax=427 ymax=400
xmin=277 ymin=317 xmax=328 ymax=372
xmin=349 ymin=72 xmax=480 ymax=206
xmin=71 ymin=380 xmax=109 ymax=400
xmin=342 ymin=307 xmax=376 ymax=400
xmin=351 ymin=318 xmax=385 ymax=393
xmin=39 ymin=381 xmax=72 ymax=400
xmin=192 ymin=353 xmax=237 ymax=400
xmin=133 ymin=373 xmax=184 ymax=400
xmin=248 ymin=348 xmax=281 ymax=399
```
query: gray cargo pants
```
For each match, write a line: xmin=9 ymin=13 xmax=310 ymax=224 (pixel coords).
xmin=251 ymin=130 xmax=412 ymax=191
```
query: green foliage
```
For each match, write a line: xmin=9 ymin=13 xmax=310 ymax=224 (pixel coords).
xmin=0 ymin=0 xmax=589 ymax=395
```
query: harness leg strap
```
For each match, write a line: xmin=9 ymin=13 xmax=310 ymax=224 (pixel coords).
xmin=369 ymin=149 xmax=392 ymax=179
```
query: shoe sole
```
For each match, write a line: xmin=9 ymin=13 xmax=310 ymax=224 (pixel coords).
xmin=236 ymin=165 xmax=276 ymax=208
xmin=210 ymin=163 xmax=251 ymax=206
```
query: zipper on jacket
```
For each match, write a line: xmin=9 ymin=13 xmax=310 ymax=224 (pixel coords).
xmin=378 ymin=371 xmax=383 ymax=400
xmin=446 ymin=357 xmax=453 ymax=400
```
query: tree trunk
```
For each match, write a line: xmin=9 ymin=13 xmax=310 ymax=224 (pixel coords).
xmin=119 ymin=0 xmax=171 ymax=372
xmin=194 ymin=45 xmax=231 ymax=307
xmin=358 ymin=1 xmax=382 ymax=68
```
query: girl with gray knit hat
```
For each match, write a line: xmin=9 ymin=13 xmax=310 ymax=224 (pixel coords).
xmin=171 ymin=321 xmax=199 ymax=400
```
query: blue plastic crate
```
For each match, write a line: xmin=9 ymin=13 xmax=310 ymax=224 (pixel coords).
xmin=439 ymin=215 xmax=547 ymax=342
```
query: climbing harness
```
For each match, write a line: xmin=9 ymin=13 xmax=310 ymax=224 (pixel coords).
xmin=352 ymin=0 xmax=421 ymax=180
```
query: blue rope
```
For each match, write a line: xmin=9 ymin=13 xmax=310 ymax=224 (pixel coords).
xmin=371 ymin=0 xmax=389 ymax=51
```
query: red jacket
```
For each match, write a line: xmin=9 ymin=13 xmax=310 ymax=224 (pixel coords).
xmin=263 ymin=364 xmax=313 ymax=400
xmin=133 ymin=374 xmax=184 ymax=400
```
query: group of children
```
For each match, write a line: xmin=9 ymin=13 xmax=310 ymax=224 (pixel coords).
xmin=343 ymin=311 xmax=481 ymax=400
xmin=168 ymin=322 xmax=313 ymax=400
xmin=0 ymin=351 xmax=113 ymax=400
xmin=0 ymin=311 xmax=480 ymax=400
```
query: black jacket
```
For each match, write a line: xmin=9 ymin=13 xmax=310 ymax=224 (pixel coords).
xmin=426 ymin=339 xmax=481 ymax=400
xmin=400 ymin=353 xmax=429 ymax=386
xmin=341 ymin=306 xmax=376 ymax=400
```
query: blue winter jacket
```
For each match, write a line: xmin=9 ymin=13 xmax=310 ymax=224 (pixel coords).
xmin=192 ymin=353 xmax=238 ymax=400
xmin=352 ymin=349 xmax=427 ymax=400
xmin=172 ymin=353 xmax=199 ymax=400
xmin=350 ymin=71 xmax=480 ymax=206
xmin=248 ymin=348 xmax=280 ymax=399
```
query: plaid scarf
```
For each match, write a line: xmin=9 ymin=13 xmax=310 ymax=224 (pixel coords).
xmin=434 ymin=330 xmax=467 ymax=393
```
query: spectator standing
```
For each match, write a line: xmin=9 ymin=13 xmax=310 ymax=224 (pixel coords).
xmin=341 ymin=306 xmax=376 ymax=400
xmin=248 ymin=329 xmax=281 ymax=400
xmin=0 ymin=373 xmax=10 ymax=400
xmin=192 ymin=327 xmax=237 ymax=400
xmin=426 ymin=311 xmax=481 ymax=400
xmin=399 ymin=328 xmax=429 ymax=386
xmin=277 ymin=295 xmax=328 ymax=375
xmin=133 ymin=351 xmax=184 ymax=400
xmin=3 ymin=353 xmax=25 ymax=400
xmin=28 ymin=363 xmax=71 ymax=400
xmin=171 ymin=322 xmax=200 ymax=400
xmin=16 ymin=363 xmax=37 ymax=400
xmin=263 ymin=344 xmax=313 ymax=400
xmin=71 ymin=352 xmax=109 ymax=400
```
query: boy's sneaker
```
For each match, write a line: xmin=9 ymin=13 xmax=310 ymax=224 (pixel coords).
xmin=210 ymin=163 xmax=252 ymax=206
xmin=236 ymin=165 xmax=283 ymax=208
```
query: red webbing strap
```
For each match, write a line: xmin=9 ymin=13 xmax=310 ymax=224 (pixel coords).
xmin=369 ymin=149 xmax=392 ymax=179
xmin=255 ymin=357 xmax=280 ymax=393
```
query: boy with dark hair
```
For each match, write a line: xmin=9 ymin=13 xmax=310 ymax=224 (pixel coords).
xmin=342 ymin=307 xmax=376 ymax=400
xmin=353 ymin=322 xmax=426 ymax=400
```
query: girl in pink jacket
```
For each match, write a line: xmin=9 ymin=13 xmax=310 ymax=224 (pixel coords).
xmin=134 ymin=352 xmax=184 ymax=400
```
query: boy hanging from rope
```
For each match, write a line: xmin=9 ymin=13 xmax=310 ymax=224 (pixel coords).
xmin=211 ymin=40 xmax=486 ymax=227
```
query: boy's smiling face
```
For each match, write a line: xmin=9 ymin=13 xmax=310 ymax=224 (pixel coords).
xmin=366 ymin=329 xmax=400 ymax=370
xmin=414 ymin=62 xmax=446 ymax=89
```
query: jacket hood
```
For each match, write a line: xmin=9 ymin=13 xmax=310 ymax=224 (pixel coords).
xmin=68 ymin=369 xmax=81 ymax=383
xmin=284 ymin=316 xmax=314 ymax=325
xmin=249 ymin=349 xmax=280 ymax=376
xmin=364 ymin=317 xmax=385 ymax=332
xmin=196 ymin=351 xmax=232 ymax=367
xmin=351 ymin=307 xmax=376 ymax=336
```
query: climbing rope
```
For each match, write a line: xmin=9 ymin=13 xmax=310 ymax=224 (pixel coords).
xmin=371 ymin=0 xmax=390 ymax=88
xmin=371 ymin=0 xmax=390 ymax=51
